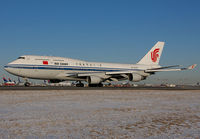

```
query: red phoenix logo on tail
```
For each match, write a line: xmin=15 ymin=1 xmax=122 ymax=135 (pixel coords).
xmin=151 ymin=48 xmax=160 ymax=62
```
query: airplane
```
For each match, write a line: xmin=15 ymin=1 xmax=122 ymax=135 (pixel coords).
xmin=2 ymin=77 xmax=16 ymax=86
xmin=4 ymin=41 xmax=197 ymax=87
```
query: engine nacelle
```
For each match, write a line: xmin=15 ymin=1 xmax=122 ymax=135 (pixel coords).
xmin=87 ymin=76 xmax=103 ymax=84
xmin=128 ymin=73 xmax=146 ymax=82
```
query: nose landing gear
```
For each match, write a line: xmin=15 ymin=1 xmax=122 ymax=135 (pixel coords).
xmin=23 ymin=78 xmax=31 ymax=87
xmin=24 ymin=82 xmax=31 ymax=87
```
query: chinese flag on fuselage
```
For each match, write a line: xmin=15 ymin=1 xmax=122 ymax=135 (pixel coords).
xmin=43 ymin=61 xmax=48 ymax=65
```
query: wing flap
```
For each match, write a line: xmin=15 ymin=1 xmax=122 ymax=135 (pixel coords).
xmin=105 ymin=70 xmax=134 ymax=75
xmin=77 ymin=72 xmax=105 ymax=77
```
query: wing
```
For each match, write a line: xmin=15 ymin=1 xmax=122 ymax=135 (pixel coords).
xmin=62 ymin=64 xmax=196 ymax=82
xmin=63 ymin=70 xmax=139 ymax=82
xmin=145 ymin=64 xmax=197 ymax=72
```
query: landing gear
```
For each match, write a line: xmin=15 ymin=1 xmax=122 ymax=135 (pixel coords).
xmin=24 ymin=82 xmax=31 ymax=87
xmin=89 ymin=83 xmax=103 ymax=87
xmin=76 ymin=81 xmax=84 ymax=87
xmin=23 ymin=78 xmax=31 ymax=87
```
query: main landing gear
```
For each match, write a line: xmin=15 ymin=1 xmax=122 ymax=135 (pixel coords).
xmin=76 ymin=81 xmax=84 ymax=87
xmin=75 ymin=82 xmax=103 ymax=87
xmin=88 ymin=83 xmax=103 ymax=87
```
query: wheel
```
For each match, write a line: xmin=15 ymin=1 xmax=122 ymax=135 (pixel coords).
xmin=98 ymin=83 xmax=103 ymax=87
xmin=76 ymin=83 xmax=84 ymax=87
xmin=24 ymin=82 xmax=31 ymax=87
xmin=89 ymin=83 xmax=103 ymax=87
xmin=89 ymin=84 xmax=96 ymax=87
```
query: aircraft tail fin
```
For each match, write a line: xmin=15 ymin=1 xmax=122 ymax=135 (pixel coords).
xmin=137 ymin=41 xmax=165 ymax=65
xmin=8 ymin=78 xmax=12 ymax=82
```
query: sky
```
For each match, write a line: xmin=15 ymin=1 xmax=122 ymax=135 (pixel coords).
xmin=0 ymin=0 xmax=199 ymax=84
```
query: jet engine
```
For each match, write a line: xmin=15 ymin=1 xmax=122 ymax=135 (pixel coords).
xmin=128 ymin=73 xmax=146 ymax=82
xmin=87 ymin=76 xmax=103 ymax=84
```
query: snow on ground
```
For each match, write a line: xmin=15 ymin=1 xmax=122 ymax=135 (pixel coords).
xmin=0 ymin=90 xmax=200 ymax=138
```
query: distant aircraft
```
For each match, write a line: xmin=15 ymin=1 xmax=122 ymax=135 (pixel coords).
xmin=4 ymin=41 xmax=197 ymax=87
xmin=8 ymin=78 xmax=12 ymax=82
xmin=3 ymin=77 xmax=16 ymax=86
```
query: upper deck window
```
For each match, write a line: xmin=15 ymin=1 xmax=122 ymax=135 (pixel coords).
xmin=18 ymin=57 xmax=25 ymax=59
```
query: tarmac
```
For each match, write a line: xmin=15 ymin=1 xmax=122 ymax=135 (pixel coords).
xmin=0 ymin=89 xmax=199 ymax=138
xmin=0 ymin=85 xmax=200 ymax=90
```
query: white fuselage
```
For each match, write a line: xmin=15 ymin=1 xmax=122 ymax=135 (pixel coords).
xmin=4 ymin=42 xmax=193 ymax=84
xmin=4 ymin=55 xmax=157 ymax=81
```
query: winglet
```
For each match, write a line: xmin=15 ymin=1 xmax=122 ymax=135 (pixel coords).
xmin=188 ymin=64 xmax=197 ymax=70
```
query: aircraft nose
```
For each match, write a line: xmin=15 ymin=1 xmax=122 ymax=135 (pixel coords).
xmin=4 ymin=65 xmax=16 ymax=75
xmin=4 ymin=65 xmax=9 ymax=72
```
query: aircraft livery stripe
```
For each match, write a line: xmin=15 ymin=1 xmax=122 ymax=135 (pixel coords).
xmin=5 ymin=64 xmax=136 ymax=70
xmin=5 ymin=64 xmax=142 ymax=72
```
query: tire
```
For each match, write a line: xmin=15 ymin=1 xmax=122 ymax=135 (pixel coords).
xmin=98 ymin=83 xmax=103 ymax=87
xmin=76 ymin=83 xmax=84 ymax=87
xmin=89 ymin=83 xmax=103 ymax=87
xmin=24 ymin=82 xmax=31 ymax=87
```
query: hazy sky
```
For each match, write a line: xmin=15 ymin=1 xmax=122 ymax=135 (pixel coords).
xmin=0 ymin=0 xmax=199 ymax=84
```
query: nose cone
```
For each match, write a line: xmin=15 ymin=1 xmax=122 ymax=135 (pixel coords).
xmin=4 ymin=65 xmax=9 ymax=72
xmin=4 ymin=64 xmax=19 ymax=76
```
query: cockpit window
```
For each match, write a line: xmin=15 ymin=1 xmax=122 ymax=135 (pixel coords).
xmin=18 ymin=57 xmax=25 ymax=59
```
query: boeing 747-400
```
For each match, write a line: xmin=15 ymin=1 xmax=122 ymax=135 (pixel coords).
xmin=4 ymin=42 xmax=196 ymax=87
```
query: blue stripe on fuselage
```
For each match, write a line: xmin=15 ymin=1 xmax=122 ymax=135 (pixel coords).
xmin=4 ymin=64 xmax=141 ymax=72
